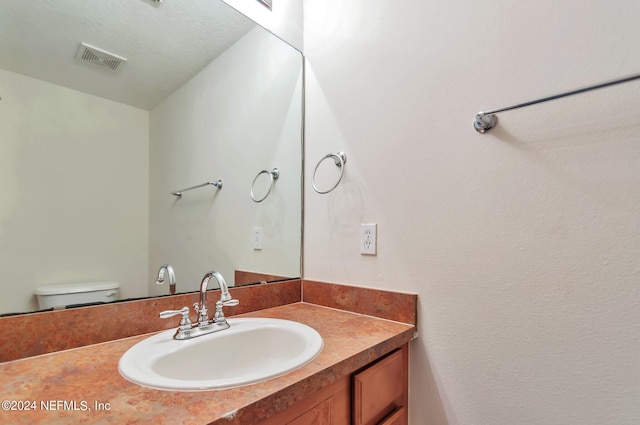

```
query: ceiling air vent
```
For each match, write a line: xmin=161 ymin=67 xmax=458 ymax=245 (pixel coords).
xmin=75 ymin=43 xmax=127 ymax=72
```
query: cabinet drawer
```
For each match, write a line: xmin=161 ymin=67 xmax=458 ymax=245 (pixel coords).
xmin=287 ymin=398 xmax=333 ymax=425
xmin=379 ymin=407 xmax=406 ymax=425
xmin=353 ymin=349 xmax=405 ymax=425
xmin=258 ymin=375 xmax=350 ymax=425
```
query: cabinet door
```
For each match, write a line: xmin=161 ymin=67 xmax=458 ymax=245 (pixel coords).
xmin=286 ymin=385 xmax=349 ymax=425
xmin=353 ymin=346 xmax=408 ymax=425
xmin=287 ymin=398 xmax=333 ymax=425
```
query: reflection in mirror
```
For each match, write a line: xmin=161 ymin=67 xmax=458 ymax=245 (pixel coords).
xmin=0 ymin=0 xmax=302 ymax=315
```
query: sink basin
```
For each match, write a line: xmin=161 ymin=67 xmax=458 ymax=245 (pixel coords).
xmin=118 ymin=318 xmax=323 ymax=391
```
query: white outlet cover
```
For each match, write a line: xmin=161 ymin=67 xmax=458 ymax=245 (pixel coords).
xmin=253 ymin=227 xmax=263 ymax=250
xmin=360 ymin=223 xmax=377 ymax=255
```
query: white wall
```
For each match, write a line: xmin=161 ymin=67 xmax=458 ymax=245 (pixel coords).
xmin=303 ymin=1 xmax=640 ymax=425
xmin=0 ymin=68 xmax=149 ymax=313
xmin=148 ymin=26 xmax=302 ymax=295
xmin=223 ymin=0 xmax=302 ymax=51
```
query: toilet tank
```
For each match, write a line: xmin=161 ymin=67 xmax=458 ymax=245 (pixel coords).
xmin=35 ymin=281 xmax=120 ymax=310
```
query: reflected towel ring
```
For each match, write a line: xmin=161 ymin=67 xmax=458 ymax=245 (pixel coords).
xmin=312 ymin=152 xmax=347 ymax=194
xmin=251 ymin=168 xmax=279 ymax=203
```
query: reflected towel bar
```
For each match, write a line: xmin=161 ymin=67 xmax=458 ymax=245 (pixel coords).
xmin=172 ymin=180 xmax=222 ymax=197
xmin=474 ymin=72 xmax=640 ymax=133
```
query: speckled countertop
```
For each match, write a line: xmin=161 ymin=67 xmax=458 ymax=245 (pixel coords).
xmin=0 ymin=302 xmax=414 ymax=425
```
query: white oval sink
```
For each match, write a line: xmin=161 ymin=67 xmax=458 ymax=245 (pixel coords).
xmin=118 ymin=318 xmax=322 ymax=391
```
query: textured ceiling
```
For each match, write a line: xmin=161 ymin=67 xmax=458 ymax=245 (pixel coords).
xmin=0 ymin=0 xmax=255 ymax=110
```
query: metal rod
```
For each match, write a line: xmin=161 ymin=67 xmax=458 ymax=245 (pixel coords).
xmin=474 ymin=72 xmax=640 ymax=133
xmin=171 ymin=180 xmax=222 ymax=197
xmin=256 ymin=0 xmax=272 ymax=10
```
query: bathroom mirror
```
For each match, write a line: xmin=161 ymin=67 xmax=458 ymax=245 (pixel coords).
xmin=0 ymin=0 xmax=303 ymax=315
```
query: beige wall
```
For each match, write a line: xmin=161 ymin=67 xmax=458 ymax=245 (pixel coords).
xmin=0 ymin=68 xmax=149 ymax=313
xmin=303 ymin=1 xmax=640 ymax=424
xmin=148 ymin=27 xmax=302 ymax=295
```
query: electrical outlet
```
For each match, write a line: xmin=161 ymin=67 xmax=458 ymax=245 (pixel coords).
xmin=360 ymin=224 xmax=377 ymax=255
xmin=253 ymin=227 xmax=263 ymax=250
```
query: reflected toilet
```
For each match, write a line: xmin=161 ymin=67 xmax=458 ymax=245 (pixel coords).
xmin=34 ymin=281 xmax=120 ymax=310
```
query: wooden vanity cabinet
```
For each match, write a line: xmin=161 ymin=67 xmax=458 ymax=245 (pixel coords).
xmin=258 ymin=344 xmax=408 ymax=425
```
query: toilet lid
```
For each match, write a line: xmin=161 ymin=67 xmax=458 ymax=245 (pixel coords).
xmin=34 ymin=281 xmax=120 ymax=295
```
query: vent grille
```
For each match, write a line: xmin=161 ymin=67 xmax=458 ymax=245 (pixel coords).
xmin=75 ymin=43 xmax=127 ymax=72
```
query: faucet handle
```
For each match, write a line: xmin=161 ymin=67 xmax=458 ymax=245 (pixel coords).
xmin=213 ymin=299 xmax=239 ymax=323
xmin=159 ymin=306 xmax=192 ymax=330
xmin=159 ymin=306 xmax=189 ymax=319
xmin=222 ymin=299 xmax=239 ymax=307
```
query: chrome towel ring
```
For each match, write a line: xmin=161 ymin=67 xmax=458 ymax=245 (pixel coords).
xmin=250 ymin=168 xmax=279 ymax=203
xmin=312 ymin=152 xmax=347 ymax=194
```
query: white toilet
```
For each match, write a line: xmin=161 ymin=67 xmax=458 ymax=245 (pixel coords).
xmin=35 ymin=281 xmax=120 ymax=310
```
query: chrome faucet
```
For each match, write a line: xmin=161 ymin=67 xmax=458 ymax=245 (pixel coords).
xmin=195 ymin=271 xmax=239 ymax=326
xmin=155 ymin=264 xmax=176 ymax=295
xmin=159 ymin=271 xmax=239 ymax=340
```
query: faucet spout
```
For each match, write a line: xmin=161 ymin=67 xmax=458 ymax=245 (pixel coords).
xmin=155 ymin=264 xmax=176 ymax=295
xmin=196 ymin=271 xmax=238 ymax=326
